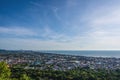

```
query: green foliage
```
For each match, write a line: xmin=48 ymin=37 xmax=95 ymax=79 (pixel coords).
xmin=10 ymin=67 xmax=120 ymax=80
xmin=0 ymin=62 xmax=32 ymax=80
xmin=20 ymin=74 xmax=31 ymax=80
xmin=1 ymin=61 xmax=120 ymax=80
xmin=0 ymin=61 xmax=11 ymax=79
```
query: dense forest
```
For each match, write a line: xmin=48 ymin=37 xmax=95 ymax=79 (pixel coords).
xmin=0 ymin=61 xmax=120 ymax=80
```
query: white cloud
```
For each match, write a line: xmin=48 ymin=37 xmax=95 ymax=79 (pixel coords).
xmin=39 ymin=26 xmax=70 ymax=42
xmin=1 ymin=1 xmax=120 ymax=50
xmin=52 ymin=7 xmax=62 ymax=21
xmin=69 ymin=2 xmax=120 ymax=50
xmin=90 ymin=9 xmax=120 ymax=27
xmin=0 ymin=38 xmax=85 ymax=50
xmin=0 ymin=26 xmax=71 ymax=42
xmin=0 ymin=27 xmax=37 ymax=36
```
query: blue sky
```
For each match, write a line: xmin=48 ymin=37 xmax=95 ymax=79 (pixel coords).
xmin=0 ymin=0 xmax=120 ymax=50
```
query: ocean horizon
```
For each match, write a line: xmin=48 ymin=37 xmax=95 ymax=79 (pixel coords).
xmin=40 ymin=50 xmax=120 ymax=58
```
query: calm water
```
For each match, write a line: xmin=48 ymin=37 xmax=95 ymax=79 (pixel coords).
xmin=40 ymin=50 xmax=120 ymax=58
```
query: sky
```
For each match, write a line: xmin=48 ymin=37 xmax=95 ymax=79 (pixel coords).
xmin=0 ymin=0 xmax=120 ymax=50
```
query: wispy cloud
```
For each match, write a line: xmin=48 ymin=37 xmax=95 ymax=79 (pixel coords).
xmin=0 ymin=26 xmax=71 ymax=42
xmin=30 ymin=1 xmax=43 ymax=7
xmin=0 ymin=38 xmax=84 ymax=50
xmin=52 ymin=7 xmax=62 ymax=21
xmin=1 ymin=0 xmax=120 ymax=50
xmin=66 ymin=0 xmax=78 ymax=8
xmin=0 ymin=27 xmax=37 ymax=36
xmin=76 ymin=2 xmax=120 ymax=50
xmin=40 ymin=26 xmax=71 ymax=42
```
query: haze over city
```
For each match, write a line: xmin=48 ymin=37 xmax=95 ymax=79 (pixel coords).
xmin=0 ymin=0 xmax=120 ymax=50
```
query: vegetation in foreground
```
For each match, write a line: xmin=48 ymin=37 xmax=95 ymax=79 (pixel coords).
xmin=0 ymin=61 xmax=120 ymax=80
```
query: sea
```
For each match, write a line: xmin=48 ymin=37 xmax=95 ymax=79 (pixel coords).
xmin=40 ymin=50 xmax=120 ymax=58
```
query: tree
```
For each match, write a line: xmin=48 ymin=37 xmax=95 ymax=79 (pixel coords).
xmin=0 ymin=61 xmax=11 ymax=79
xmin=20 ymin=74 xmax=31 ymax=80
